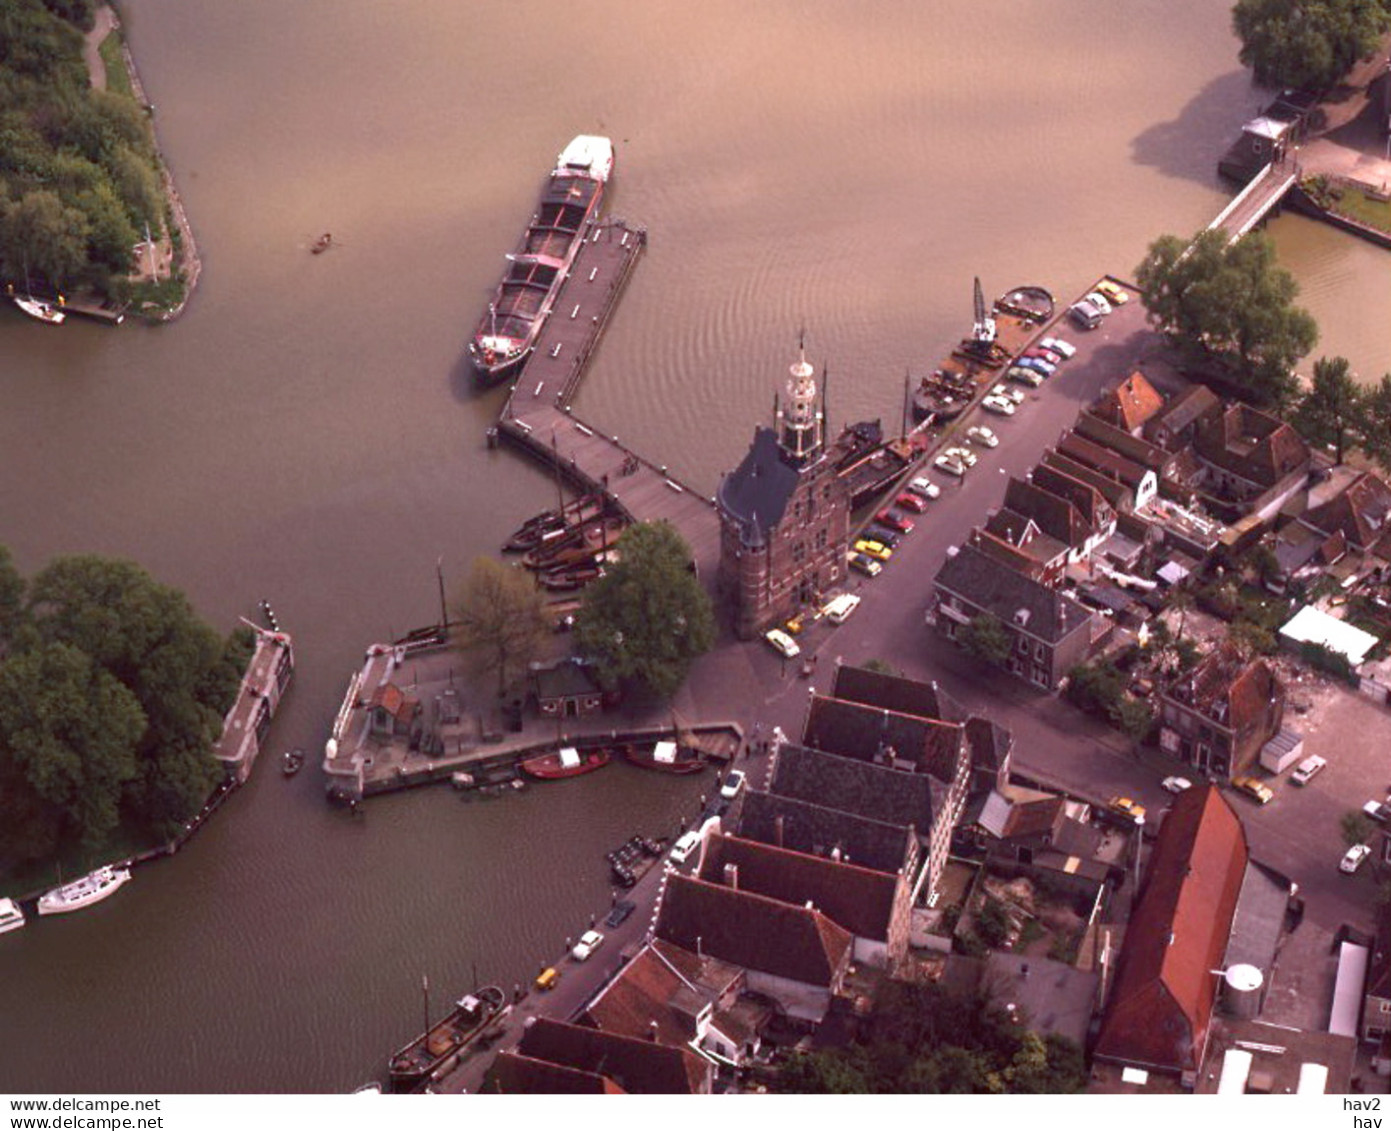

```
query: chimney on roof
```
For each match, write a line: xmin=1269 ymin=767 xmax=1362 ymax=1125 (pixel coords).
xmin=696 ymin=935 xmax=703 ymax=958
xmin=724 ymin=863 xmax=739 ymax=890
xmin=775 ymin=814 xmax=784 ymax=848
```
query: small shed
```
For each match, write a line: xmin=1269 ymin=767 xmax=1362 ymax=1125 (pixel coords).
xmin=531 ymin=658 xmax=606 ymax=719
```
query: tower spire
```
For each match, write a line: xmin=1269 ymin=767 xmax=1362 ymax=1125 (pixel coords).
xmin=776 ymin=331 xmax=824 ymax=465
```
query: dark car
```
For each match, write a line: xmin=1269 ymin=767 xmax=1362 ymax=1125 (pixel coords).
xmin=865 ymin=525 xmax=902 ymax=549
xmin=604 ymin=900 xmax=636 ymax=928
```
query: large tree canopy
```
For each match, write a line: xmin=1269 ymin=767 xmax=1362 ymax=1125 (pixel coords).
xmin=572 ymin=522 xmax=715 ymax=699
xmin=1135 ymin=229 xmax=1317 ymax=407
xmin=1293 ymin=355 xmax=1363 ymax=463
xmin=0 ymin=551 xmax=247 ymax=871
xmin=452 ymin=556 xmax=549 ymax=697
xmin=1233 ymin=0 xmax=1390 ymax=90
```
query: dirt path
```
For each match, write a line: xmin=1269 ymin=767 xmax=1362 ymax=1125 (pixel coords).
xmin=82 ymin=3 xmax=118 ymax=91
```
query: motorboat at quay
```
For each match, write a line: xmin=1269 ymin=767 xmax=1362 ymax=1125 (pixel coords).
xmin=519 ymin=745 xmax=611 ymax=780
xmin=0 ymin=897 xmax=26 ymax=935
xmin=37 ymin=864 xmax=132 ymax=916
xmin=387 ymin=985 xmax=507 ymax=1091
xmin=469 ymin=135 xmax=614 ymax=386
xmin=622 ymin=740 xmax=705 ymax=775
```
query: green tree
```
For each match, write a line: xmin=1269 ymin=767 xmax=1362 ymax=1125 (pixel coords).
xmin=1357 ymin=374 xmax=1391 ymax=470
xmin=27 ymin=554 xmax=234 ymax=837
xmin=1233 ymin=0 xmax=1391 ymax=91
xmin=1343 ymin=810 xmax=1375 ymax=847
xmin=1 ymin=188 xmax=90 ymax=289
xmin=0 ymin=545 xmax=25 ymax=648
xmin=1295 ymin=355 xmax=1363 ymax=463
xmin=573 ymin=522 xmax=715 ymax=698
xmin=0 ymin=640 xmax=146 ymax=851
xmin=958 ymin=612 xmax=1012 ymax=667
xmin=1135 ymin=229 xmax=1317 ymax=407
xmin=452 ymin=556 xmax=549 ymax=698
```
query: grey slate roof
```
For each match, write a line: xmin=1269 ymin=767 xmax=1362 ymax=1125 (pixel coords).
xmin=736 ymin=789 xmax=915 ymax=874
xmin=716 ymin=426 xmax=801 ymax=544
xmin=802 ymin=696 xmax=965 ymax=782
xmin=770 ymin=743 xmax=937 ymax=830
xmin=934 ymin=542 xmax=1093 ymax=644
xmin=830 ymin=663 xmax=966 ymax=723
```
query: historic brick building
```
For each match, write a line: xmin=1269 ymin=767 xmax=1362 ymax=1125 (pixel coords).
xmin=716 ymin=343 xmax=851 ymax=639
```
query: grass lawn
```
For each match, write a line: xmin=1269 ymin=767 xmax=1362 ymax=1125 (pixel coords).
xmin=1332 ymin=187 xmax=1391 ymax=235
xmin=98 ymin=31 xmax=133 ymax=98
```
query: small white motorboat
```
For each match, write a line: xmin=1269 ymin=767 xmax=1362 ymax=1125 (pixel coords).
xmin=0 ymin=898 xmax=26 ymax=935
xmin=37 ymin=865 xmax=132 ymax=916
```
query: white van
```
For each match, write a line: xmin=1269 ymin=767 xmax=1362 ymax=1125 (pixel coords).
xmin=1290 ymin=754 xmax=1327 ymax=786
xmin=668 ymin=830 xmax=701 ymax=866
xmin=822 ymin=593 xmax=861 ymax=625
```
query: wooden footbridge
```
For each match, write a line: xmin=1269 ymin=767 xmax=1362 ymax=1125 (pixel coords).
xmin=491 ymin=219 xmax=723 ymax=586
xmin=1207 ymin=157 xmax=1300 ymax=244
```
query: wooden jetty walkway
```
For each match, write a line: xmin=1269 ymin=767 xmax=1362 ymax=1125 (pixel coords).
xmin=493 ymin=219 xmax=723 ymax=586
xmin=1207 ymin=158 xmax=1300 ymax=244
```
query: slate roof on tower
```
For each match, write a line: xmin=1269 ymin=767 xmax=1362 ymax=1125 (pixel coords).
xmin=717 ymin=427 xmax=802 ymax=544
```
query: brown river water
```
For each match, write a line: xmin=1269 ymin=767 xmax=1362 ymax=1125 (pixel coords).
xmin=0 ymin=0 xmax=1386 ymax=1092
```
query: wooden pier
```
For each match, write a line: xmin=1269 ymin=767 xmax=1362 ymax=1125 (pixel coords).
xmin=493 ymin=219 xmax=723 ymax=585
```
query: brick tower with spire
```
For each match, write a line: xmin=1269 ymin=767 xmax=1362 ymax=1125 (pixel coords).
xmin=716 ymin=338 xmax=852 ymax=639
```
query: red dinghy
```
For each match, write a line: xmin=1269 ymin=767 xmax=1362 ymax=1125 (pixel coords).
xmin=520 ymin=746 xmax=610 ymax=780
xmin=622 ymin=740 xmax=705 ymax=775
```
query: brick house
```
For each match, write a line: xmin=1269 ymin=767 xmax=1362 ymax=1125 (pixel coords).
xmin=931 ymin=542 xmax=1096 ymax=690
xmin=485 ymin=1017 xmax=714 ymax=1094
xmin=716 ymin=344 xmax=851 ymax=639
xmin=1090 ymin=371 xmax=1167 ymax=436
xmin=1158 ymin=645 xmax=1285 ymax=781
xmin=1094 ymin=785 xmax=1248 ymax=1083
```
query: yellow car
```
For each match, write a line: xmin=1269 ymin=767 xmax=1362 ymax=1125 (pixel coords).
xmin=1107 ymin=796 xmax=1146 ymax=824
xmin=1094 ymin=279 xmax=1129 ymax=306
xmin=853 ymin=538 xmax=892 ymax=562
xmin=1232 ymin=776 xmax=1274 ymax=805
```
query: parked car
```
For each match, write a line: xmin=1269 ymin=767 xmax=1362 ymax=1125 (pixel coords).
xmin=1232 ymin=775 xmax=1274 ymax=805
xmin=895 ymin=491 xmax=928 ymax=513
xmin=1039 ymin=336 xmax=1077 ymax=358
xmin=1340 ymin=844 xmax=1371 ymax=874
xmin=865 ymin=525 xmax=902 ymax=549
xmin=822 ymin=593 xmax=861 ymax=624
xmin=908 ymin=476 xmax=941 ymax=499
xmin=1162 ymin=776 xmax=1193 ymax=794
xmin=1107 ymin=796 xmax=1146 ymax=824
xmin=720 ymin=769 xmax=747 ymax=800
xmin=604 ymin=900 xmax=636 ymax=928
xmin=1290 ymin=754 xmax=1327 ymax=786
xmin=944 ymin=446 xmax=977 ymax=467
xmin=934 ymin=453 xmax=967 ymax=477
xmin=535 ymin=967 xmax=560 ymax=991
xmin=966 ymin=425 xmax=999 ymax=448
xmin=1008 ymin=366 xmax=1044 ymax=387
xmin=1363 ymin=800 xmax=1389 ymax=823
xmin=853 ymin=538 xmax=892 ymax=562
xmin=876 ymin=508 xmax=915 ymax=533
xmin=1068 ymin=300 xmax=1105 ymax=330
xmin=990 ymin=384 xmax=1026 ymax=405
xmin=981 ymin=395 xmax=1016 ymax=416
xmin=669 ymin=830 xmax=701 ymax=865
xmin=849 ymin=552 xmax=882 ymax=577
xmin=1094 ymin=280 xmax=1129 ymax=306
xmin=764 ymin=628 xmax=800 ymax=659
xmin=1084 ymin=290 xmax=1114 ymax=315
xmin=571 ymin=929 xmax=605 ymax=961
xmin=1014 ymin=355 xmax=1056 ymax=376
xmin=1024 ymin=347 xmax=1063 ymax=365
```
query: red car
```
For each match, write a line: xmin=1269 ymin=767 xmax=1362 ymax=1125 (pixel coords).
xmin=875 ymin=508 xmax=915 ymax=533
xmin=1024 ymin=347 xmax=1062 ymax=365
xmin=895 ymin=491 xmax=928 ymax=513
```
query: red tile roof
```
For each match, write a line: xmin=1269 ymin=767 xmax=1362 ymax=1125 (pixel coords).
xmin=655 ymin=873 xmax=853 ymax=988
xmin=698 ymin=831 xmax=899 ymax=941
xmin=1094 ymin=785 xmax=1248 ymax=1073
xmin=514 ymin=1017 xmax=712 ymax=1094
xmin=1093 ymin=371 xmax=1166 ymax=433
xmin=485 ymin=1051 xmax=623 ymax=1093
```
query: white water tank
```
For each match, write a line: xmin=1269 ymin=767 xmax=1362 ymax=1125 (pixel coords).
xmin=1223 ymin=963 xmax=1264 ymax=1019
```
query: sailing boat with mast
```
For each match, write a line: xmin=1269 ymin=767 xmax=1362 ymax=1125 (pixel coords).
xmin=11 ymin=264 xmax=65 ymax=325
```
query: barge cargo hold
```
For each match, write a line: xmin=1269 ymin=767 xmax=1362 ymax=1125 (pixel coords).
xmin=468 ymin=136 xmax=614 ymax=386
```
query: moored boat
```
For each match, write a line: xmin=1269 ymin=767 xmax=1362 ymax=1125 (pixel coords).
xmin=0 ymin=898 xmax=26 ymax=935
xmin=13 ymin=295 xmax=65 ymax=324
xmin=503 ymin=494 xmax=605 ymax=553
xmin=468 ymin=136 xmax=614 ymax=386
xmin=37 ymin=865 xmax=132 ymax=916
xmin=622 ymin=740 xmax=705 ymax=774
xmin=520 ymin=746 xmax=610 ymax=780
xmin=388 ymin=985 xmax=506 ymax=1091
